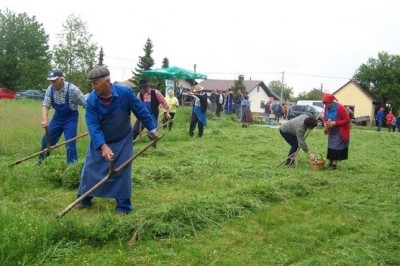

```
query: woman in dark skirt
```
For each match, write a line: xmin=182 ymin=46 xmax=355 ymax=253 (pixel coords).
xmin=322 ymin=94 xmax=351 ymax=169
xmin=241 ymin=95 xmax=253 ymax=127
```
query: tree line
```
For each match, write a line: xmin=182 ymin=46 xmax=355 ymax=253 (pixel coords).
xmin=1 ymin=9 xmax=399 ymax=111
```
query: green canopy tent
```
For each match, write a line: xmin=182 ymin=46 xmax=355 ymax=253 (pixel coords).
xmin=141 ymin=66 xmax=207 ymax=80
xmin=141 ymin=66 xmax=207 ymax=127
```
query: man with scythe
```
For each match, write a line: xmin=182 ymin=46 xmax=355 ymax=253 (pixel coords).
xmin=77 ymin=66 xmax=159 ymax=215
xmin=38 ymin=69 xmax=86 ymax=165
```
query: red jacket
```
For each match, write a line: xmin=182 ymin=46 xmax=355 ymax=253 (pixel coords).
xmin=386 ymin=113 xmax=395 ymax=125
xmin=323 ymin=103 xmax=351 ymax=143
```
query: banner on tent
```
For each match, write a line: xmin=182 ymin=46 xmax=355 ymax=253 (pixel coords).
xmin=165 ymin=79 xmax=174 ymax=96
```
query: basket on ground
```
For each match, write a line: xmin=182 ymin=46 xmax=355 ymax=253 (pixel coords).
xmin=308 ymin=153 xmax=325 ymax=171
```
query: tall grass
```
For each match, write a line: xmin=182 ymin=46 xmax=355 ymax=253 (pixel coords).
xmin=0 ymin=99 xmax=399 ymax=265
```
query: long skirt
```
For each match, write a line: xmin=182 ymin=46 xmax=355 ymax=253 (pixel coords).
xmin=241 ymin=107 xmax=253 ymax=123
xmin=327 ymin=127 xmax=349 ymax=161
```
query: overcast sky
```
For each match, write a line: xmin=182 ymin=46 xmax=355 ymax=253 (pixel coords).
xmin=1 ymin=0 xmax=399 ymax=95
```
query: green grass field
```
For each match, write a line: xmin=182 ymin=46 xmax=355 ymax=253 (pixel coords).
xmin=1 ymin=99 xmax=399 ymax=265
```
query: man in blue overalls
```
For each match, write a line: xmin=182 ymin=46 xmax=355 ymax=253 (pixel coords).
xmin=77 ymin=66 xmax=159 ymax=215
xmin=38 ymin=69 xmax=86 ymax=165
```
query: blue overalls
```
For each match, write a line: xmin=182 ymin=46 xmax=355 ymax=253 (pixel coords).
xmin=78 ymin=96 xmax=133 ymax=214
xmin=39 ymin=83 xmax=79 ymax=164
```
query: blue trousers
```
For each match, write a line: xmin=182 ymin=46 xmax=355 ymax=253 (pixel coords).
xmin=280 ymin=129 xmax=298 ymax=165
xmin=39 ymin=117 xmax=78 ymax=164
xmin=80 ymin=196 xmax=132 ymax=214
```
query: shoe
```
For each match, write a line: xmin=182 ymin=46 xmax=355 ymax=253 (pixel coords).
xmin=189 ymin=132 xmax=194 ymax=137
xmin=115 ymin=211 xmax=127 ymax=216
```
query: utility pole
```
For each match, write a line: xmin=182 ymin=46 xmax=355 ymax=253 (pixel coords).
xmin=280 ymin=71 xmax=285 ymax=102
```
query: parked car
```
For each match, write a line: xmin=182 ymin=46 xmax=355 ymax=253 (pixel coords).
xmin=23 ymin=90 xmax=45 ymax=100
xmin=288 ymin=104 xmax=323 ymax=126
xmin=296 ymin=100 xmax=324 ymax=109
xmin=0 ymin=88 xmax=16 ymax=100
xmin=15 ymin=90 xmax=27 ymax=99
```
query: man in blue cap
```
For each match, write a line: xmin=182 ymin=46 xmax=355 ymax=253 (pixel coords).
xmin=38 ymin=69 xmax=86 ymax=165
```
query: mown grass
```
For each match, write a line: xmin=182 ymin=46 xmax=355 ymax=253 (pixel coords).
xmin=0 ymin=99 xmax=399 ymax=265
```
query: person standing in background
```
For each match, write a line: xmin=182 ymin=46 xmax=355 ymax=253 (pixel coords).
xmin=386 ymin=110 xmax=395 ymax=132
xmin=162 ymin=89 xmax=179 ymax=131
xmin=235 ymin=89 xmax=243 ymax=120
xmin=264 ymin=96 xmax=274 ymax=124
xmin=397 ymin=112 xmax=400 ymax=133
xmin=240 ymin=95 xmax=253 ymax=127
xmin=132 ymin=79 xmax=170 ymax=141
xmin=376 ymin=107 xmax=385 ymax=131
xmin=176 ymin=85 xmax=185 ymax=106
xmin=189 ymin=85 xmax=208 ymax=137
xmin=224 ymin=89 xmax=234 ymax=115
xmin=215 ymin=88 xmax=224 ymax=117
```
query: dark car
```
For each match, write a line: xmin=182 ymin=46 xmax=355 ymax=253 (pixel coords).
xmin=23 ymin=90 xmax=45 ymax=100
xmin=0 ymin=88 xmax=16 ymax=100
xmin=288 ymin=105 xmax=323 ymax=126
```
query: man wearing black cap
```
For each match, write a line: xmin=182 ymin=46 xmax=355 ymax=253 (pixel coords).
xmin=77 ymin=66 xmax=159 ymax=215
xmin=38 ymin=69 xmax=86 ymax=165
xmin=132 ymin=79 xmax=170 ymax=141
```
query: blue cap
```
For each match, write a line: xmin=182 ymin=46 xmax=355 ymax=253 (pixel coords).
xmin=47 ymin=69 xmax=64 ymax=81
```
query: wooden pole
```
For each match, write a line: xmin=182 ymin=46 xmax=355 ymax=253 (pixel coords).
xmin=56 ymin=134 xmax=164 ymax=219
xmin=10 ymin=132 xmax=89 ymax=167
xmin=276 ymin=129 xmax=311 ymax=167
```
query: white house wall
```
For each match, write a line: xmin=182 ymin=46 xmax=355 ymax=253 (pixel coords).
xmin=248 ymin=86 xmax=269 ymax=114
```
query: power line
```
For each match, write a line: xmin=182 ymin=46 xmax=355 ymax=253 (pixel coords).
xmin=285 ymin=72 xmax=351 ymax=80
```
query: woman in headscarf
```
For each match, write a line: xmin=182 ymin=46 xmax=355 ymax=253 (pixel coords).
xmin=322 ymin=94 xmax=351 ymax=169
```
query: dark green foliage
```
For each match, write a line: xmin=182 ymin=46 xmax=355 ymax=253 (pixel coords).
xmin=353 ymin=51 xmax=400 ymax=110
xmin=0 ymin=9 xmax=50 ymax=90
xmin=130 ymin=38 xmax=155 ymax=88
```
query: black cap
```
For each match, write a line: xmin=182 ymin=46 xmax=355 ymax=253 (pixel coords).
xmin=138 ymin=79 xmax=150 ymax=88
xmin=87 ymin=66 xmax=110 ymax=81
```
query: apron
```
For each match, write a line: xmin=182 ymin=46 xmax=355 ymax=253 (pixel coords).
xmin=194 ymin=106 xmax=207 ymax=127
xmin=78 ymin=97 xmax=133 ymax=199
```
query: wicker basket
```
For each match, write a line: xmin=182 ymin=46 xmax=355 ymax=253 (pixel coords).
xmin=308 ymin=154 xmax=325 ymax=171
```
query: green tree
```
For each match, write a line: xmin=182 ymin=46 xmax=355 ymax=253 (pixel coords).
xmin=231 ymin=75 xmax=246 ymax=92
xmin=353 ymin=51 xmax=400 ymax=110
xmin=0 ymin=9 xmax=50 ymax=90
xmin=131 ymin=38 xmax=155 ymax=89
xmin=52 ymin=14 xmax=98 ymax=93
xmin=162 ymin=57 xmax=169 ymax=68
xmin=296 ymin=88 xmax=324 ymax=101
xmin=268 ymin=80 xmax=294 ymax=101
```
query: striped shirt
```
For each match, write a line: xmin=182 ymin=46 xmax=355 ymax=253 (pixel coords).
xmin=42 ymin=82 xmax=86 ymax=110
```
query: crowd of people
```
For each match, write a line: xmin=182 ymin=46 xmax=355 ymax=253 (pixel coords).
xmin=37 ymin=66 xmax=397 ymax=215
xmin=375 ymin=107 xmax=400 ymax=132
